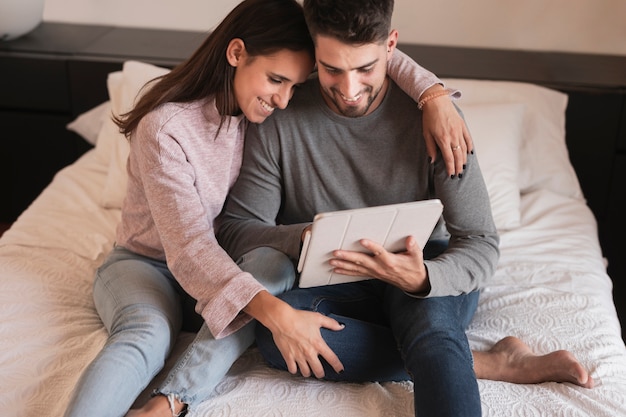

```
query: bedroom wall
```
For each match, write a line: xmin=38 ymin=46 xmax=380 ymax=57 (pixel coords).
xmin=42 ymin=0 xmax=626 ymax=56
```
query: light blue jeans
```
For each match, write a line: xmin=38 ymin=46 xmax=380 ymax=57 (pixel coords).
xmin=64 ymin=246 xmax=296 ymax=417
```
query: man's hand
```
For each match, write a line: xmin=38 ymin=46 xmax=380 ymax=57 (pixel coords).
xmin=420 ymin=85 xmax=473 ymax=177
xmin=329 ymin=236 xmax=430 ymax=294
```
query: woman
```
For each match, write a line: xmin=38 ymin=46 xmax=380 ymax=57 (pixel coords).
xmin=63 ymin=1 xmax=469 ymax=416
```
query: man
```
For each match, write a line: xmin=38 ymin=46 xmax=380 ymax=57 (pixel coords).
xmin=217 ymin=1 xmax=592 ymax=416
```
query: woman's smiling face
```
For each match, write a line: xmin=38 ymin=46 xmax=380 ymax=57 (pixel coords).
xmin=228 ymin=39 xmax=314 ymax=124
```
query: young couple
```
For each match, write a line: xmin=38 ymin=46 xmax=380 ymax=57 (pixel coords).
xmin=64 ymin=1 xmax=592 ymax=416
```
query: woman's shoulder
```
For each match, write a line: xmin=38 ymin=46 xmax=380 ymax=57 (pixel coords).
xmin=137 ymin=99 xmax=214 ymax=134
xmin=147 ymin=99 xmax=208 ymax=122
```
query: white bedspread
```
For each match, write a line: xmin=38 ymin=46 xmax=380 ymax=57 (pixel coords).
xmin=1 ymin=149 xmax=625 ymax=417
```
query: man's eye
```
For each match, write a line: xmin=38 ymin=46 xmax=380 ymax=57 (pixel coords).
xmin=270 ymin=77 xmax=282 ymax=84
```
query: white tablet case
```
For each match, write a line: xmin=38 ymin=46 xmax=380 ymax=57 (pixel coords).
xmin=297 ymin=199 xmax=443 ymax=288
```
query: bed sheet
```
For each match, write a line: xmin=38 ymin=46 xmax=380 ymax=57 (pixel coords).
xmin=1 ymin=149 xmax=625 ymax=417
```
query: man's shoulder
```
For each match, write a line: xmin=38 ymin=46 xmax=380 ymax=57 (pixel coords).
xmin=289 ymin=76 xmax=320 ymax=107
xmin=380 ymin=79 xmax=422 ymax=117
xmin=387 ymin=79 xmax=416 ymax=103
xmin=262 ymin=77 xmax=320 ymax=123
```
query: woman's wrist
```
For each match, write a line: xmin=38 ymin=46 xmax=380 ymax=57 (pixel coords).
xmin=244 ymin=290 xmax=289 ymax=331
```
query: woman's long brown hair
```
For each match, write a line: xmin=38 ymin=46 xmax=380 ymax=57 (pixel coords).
xmin=115 ymin=0 xmax=314 ymax=138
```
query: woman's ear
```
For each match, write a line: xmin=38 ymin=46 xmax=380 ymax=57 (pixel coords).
xmin=226 ymin=38 xmax=246 ymax=67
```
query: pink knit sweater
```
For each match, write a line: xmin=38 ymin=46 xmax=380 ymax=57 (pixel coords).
xmin=116 ymin=98 xmax=263 ymax=339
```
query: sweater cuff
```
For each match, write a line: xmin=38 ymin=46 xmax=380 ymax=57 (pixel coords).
xmin=201 ymin=272 xmax=265 ymax=339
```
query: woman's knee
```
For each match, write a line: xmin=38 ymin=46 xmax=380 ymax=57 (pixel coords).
xmin=237 ymin=247 xmax=296 ymax=295
xmin=105 ymin=304 xmax=179 ymax=374
xmin=98 ymin=305 xmax=177 ymax=383
xmin=94 ymin=258 xmax=183 ymax=332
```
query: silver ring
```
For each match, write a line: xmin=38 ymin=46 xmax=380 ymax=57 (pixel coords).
xmin=452 ymin=145 xmax=461 ymax=151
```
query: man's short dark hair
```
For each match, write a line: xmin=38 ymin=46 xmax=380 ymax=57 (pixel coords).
xmin=303 ymin=0 xmax=394 ymax=45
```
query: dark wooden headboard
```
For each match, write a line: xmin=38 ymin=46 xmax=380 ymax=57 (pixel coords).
xmin=1 ymin=23 xmax=624 ymax=335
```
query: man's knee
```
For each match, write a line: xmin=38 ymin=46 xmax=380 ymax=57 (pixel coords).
xmin=237 ymin=247 xmax=296 ymax=295
xmin=254 ymin=322 xmax=288 ymax=371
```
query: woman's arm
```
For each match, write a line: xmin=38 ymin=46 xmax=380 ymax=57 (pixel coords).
xmin=387 ymin=48 xmax=473 ymax=177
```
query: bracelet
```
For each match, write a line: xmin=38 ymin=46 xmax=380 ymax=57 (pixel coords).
xmin=417 ymin=89 xmax=451 ymax=110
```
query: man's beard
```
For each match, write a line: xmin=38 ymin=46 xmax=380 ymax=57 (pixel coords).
xmin=324 ymin=84 xmax=383 ymax=118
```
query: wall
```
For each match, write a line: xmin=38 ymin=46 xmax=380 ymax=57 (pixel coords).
xmin=43 ymin=0 xmax=626 ymax=56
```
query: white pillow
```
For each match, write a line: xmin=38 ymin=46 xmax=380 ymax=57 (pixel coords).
xmin=96 ymin=61 xmax=171 ymax=209
xmin=460 ymin=103 xmax=525 ymax=230
xmin=66 ymin=100 xmax=111 ymax=146
xmin=444 ymin=78 xmax=582 ymax=200
xmin=92 ymin=71 xmax=125 ymax=206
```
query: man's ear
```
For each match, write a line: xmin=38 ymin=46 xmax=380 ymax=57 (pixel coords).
xmin=226 ymin=38 xmax=246 ymax=67
xmin=386 ymin=29 xmax=399 ymax=56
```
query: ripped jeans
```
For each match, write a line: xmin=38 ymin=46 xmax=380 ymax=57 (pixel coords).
xmin=64 ymin=246 xmax=296 ymax=417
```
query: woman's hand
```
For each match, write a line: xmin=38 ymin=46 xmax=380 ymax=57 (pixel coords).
xmin=246 ymin=291 xmax=345 ymax=378
xmin=420 ymin=85 xmax=473 ymax=177
xmin=271 ymin=305 xmax=345 ymax=378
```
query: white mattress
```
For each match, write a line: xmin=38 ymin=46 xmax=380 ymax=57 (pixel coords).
xmin=1 ymin=149 xmax=626 ymax=416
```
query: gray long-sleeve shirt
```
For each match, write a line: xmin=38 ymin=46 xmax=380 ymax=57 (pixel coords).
xmin=217 ymin=78 xmax=499 ymax=297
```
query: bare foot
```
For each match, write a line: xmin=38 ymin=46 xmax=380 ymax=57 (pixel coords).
xmin=126 ymin=394 xmax=186 ymax=417
xmin=473 ymin=336 xmax=594 ymax=388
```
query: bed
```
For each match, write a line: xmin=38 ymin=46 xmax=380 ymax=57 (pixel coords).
xmin=1 ymin=56 xmax=626 ymax=417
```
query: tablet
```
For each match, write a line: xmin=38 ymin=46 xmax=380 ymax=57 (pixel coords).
xmin=297 ymin=199 xmax=443 ymax=288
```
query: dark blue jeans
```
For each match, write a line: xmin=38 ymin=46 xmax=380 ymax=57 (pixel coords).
xmin=254 ymin=242 xmax=481 ymax=417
